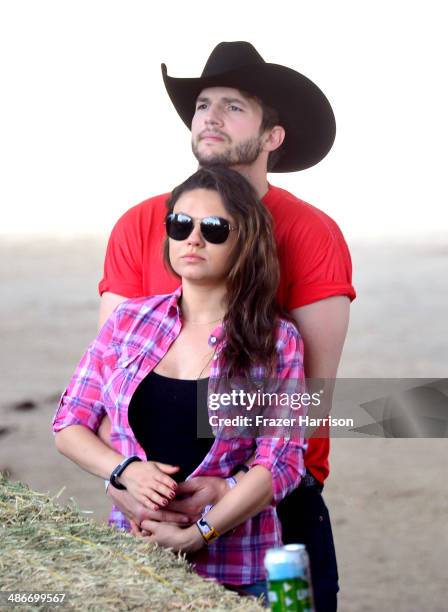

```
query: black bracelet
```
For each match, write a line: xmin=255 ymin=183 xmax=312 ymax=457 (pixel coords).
xmin=231 ymin=464 xmax=250 ymax=477
xmin=110 ymin=456 xmax=142 ymax=490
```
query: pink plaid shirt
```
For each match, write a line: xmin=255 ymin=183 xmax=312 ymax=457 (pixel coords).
xmin=53 ymin=287 xmax=306 ymax=585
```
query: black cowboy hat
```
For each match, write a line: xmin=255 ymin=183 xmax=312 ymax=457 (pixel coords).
xmin=161 ymin=41 xmax=336 ymax=173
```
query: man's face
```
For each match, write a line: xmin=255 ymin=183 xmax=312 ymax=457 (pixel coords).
xmin=191 ymin=86 xmax=265 ymax=167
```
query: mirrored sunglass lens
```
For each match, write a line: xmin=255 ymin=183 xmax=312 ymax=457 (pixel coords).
xmin=167 ymin=214 xmax=193 ymax=240
xmin=201 ymin=217 xmax=230 ymax=244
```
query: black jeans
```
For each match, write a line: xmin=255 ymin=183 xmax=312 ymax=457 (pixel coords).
xmin=277 ymin=484 xmax=339 ymax=612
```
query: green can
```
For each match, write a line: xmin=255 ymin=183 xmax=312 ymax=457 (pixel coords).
xmin=264 ymin=545 xmax=314 ymax=612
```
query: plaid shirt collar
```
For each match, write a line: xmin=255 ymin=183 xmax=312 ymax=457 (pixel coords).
xmin=164 ymin=285 xmax=226 ymax=348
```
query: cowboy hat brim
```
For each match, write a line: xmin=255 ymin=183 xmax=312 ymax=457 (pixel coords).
xmin=161 ymin=62 xmax=336 ymax=173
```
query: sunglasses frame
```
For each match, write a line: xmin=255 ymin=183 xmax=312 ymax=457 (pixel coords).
xmin=165 ymin=212 xmax=237 ymax=244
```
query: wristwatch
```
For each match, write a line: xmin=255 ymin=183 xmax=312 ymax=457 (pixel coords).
xmin=110 ymin=456 xmax=142 ymax=490
xmin=196 ymin=517 xmax=220 ymax=544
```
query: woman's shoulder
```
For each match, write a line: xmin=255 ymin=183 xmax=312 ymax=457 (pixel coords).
xmin=112 ymin=291 xmax=180 ymax=329
xmin=116 ymin=292 xmax=173 ymax=312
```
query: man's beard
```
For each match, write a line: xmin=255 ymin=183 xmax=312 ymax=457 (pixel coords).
xmin=192 ymin=135 xmax=264 ymax=167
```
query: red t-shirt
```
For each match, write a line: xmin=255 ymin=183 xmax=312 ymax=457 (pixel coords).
xmin=99 ymin=184 xmax=356 ymax=482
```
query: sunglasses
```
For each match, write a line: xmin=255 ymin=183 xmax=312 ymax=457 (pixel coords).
xmin=165 ymin=212 xmax=237 ymax=244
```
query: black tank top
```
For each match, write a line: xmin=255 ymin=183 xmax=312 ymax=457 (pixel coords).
xmin=128 ymin=371 xmax=214 ymax=483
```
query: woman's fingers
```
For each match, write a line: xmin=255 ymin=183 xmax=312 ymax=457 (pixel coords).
xmin=122 ymin=461 xmax=180 ymax=510
xmin=153 ymin=476 xmax=177 ymax=499
xmin=146 ymin=490 xmax=171 ymax=508
xmin=141 ymin=519 xmax=158 ymax=533
xmin=140 ymin=462 xmax=178 ymax=494
xmin=140 ymin=478 xmax=176 ymax=505
xmin=136 ymin=488 xmax=171 ymax=511
xmin=129 ymin=519 xmax=143 ymax=536
xmin=153 ymin=461 xmax=180 ymax=474
xmin=134 ymin=491 xmax=159 ymax=512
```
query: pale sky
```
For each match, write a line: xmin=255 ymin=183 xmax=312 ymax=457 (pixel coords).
xmin=1 ymin=0 xmax=447 ymax=240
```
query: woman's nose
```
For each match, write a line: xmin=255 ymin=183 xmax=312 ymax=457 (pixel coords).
xmin=187 ymin=222 xmax=204 ymax=245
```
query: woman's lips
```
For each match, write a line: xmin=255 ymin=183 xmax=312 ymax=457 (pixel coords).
xmin=182 ymin=254 xmax=205 ymax=262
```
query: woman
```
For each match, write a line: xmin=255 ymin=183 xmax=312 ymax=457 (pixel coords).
xmin=53 ymin=166 xmax=306 ymax=599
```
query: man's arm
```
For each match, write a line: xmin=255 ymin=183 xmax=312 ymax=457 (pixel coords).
xmin=290 ymin=294 xmax=350 ymax=431
xmin=99 ymin=292 xmax=128 ymax=329
xmin=291 ymin=295 xmax=350 ymax=379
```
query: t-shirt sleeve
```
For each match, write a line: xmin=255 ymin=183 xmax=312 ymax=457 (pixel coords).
xmin=98 ymin=205 xmax=144 ymax=298
xmin=285 ymin=213 xmax=356 ymax=310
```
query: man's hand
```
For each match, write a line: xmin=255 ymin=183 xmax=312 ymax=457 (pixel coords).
xmin=166 ymin=476 xmax=229 ymax=516
xmin=141 ymin=520 xmax=204 ymax=554
xmin=107 ymin=486 xmax=192 ymax=525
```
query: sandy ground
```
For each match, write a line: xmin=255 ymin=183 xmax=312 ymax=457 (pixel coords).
xmin=1 ymin=236 xmax=447 ymax=611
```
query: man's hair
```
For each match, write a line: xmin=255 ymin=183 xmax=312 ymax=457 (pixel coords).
xmin=240 ymin=90 xmax=284 ymax=172
xmin=164 ymin=166 xmax=287 ymax=377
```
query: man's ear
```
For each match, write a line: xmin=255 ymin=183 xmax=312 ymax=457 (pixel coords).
xmin=262 ymin=125 xmax=285 ymax=152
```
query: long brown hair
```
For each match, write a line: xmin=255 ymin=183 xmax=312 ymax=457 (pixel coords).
xmin=164 ymin=166 xmax=286 ymax=377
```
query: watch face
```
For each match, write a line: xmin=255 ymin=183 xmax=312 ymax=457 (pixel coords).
xmin=198 ymin=518 xmax=209 ymax=532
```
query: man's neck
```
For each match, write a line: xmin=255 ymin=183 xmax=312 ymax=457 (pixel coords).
xmin=232 ymin=165 xmax=269 ymax=199
xmin=196 ymin=160 xmax=269 ymax=200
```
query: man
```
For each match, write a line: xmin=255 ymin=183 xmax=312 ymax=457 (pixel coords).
xmin=98 ymin=42 xmax=355 ymax=610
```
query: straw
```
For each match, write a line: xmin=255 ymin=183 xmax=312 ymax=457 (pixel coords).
xmin=0 ymin=474 xmax=264 ymax=611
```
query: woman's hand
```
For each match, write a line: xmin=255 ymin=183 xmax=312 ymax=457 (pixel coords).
xmin=141 ymin=520 xmax=204 ymax=554
xmin=107 ymin=486 xmax=192 ymax=525
xmin=129 ymin=518 xmax=145 ymax=536
xmin=118 ymin=460 xmax=179 ymax=511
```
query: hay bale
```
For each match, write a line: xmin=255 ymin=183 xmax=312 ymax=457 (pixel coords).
xmin=0 ymin=474 xmax=264 ymax=611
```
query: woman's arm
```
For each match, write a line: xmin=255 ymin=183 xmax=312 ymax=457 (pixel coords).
xmin=55 ymin=424 xmax=179 ymax=510
xmin=53 ymin=307 xmax=179 ymax=510
xmin=193 ymin=464 xmax=273 ymax=530
xmin=55 ymin=424 xmax=125 ymax=478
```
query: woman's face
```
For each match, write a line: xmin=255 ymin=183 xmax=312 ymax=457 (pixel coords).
xmin=168 ymin=188 xmax=238 ymax=286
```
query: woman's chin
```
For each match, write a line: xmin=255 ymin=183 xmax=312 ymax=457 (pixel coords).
xmin=181 ymin=272 xmax=223 ymax=287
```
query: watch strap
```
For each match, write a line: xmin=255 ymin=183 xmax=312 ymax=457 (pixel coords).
xmin=110 ymin=456 xmax=142 ymax=490
xmin=196 ymin=517 xmax=220 ymax=544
